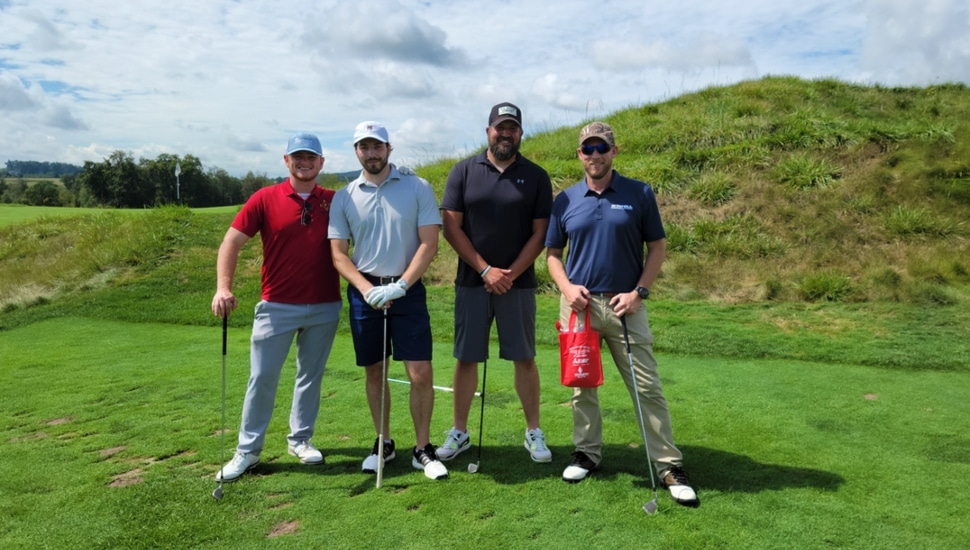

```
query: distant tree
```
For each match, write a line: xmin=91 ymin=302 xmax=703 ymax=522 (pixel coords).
xmin=1 ymin=179 xmax=27 ymax=204
xmin=139 ymin=154 xmax=183 ymax=205
xmin=209 ymin=168 xmax=244 ymax=206
xmin=61 ymin=173 xmax=80 ymax=206
xmin=241 ymin=171 xmax=273 ymax=201
xmin=24 ymin=181 xmax=63 ymax=206
xmin=77 ymin=160 xmax=110 ymax=206
xmin=76 ymin=151 xmax=153 ymax=208
xmin=4 ymin=160 xmax=81 ymax=177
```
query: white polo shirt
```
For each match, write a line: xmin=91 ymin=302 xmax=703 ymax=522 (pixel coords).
xmin=328 ymin=164 xmax=441 ymax=277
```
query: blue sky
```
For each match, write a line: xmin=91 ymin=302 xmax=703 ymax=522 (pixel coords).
xmin=1 ymin=0 xmax=968 ymax=177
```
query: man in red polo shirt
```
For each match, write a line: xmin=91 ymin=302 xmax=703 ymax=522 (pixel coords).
xmin=211 ymin=132 xmax=342 ymax=482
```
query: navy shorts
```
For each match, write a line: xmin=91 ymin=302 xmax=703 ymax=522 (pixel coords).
xmin=347 ymin=280 xmax=433 ymax=366
xmin=453 ymin=286 xmax=536 ymax=363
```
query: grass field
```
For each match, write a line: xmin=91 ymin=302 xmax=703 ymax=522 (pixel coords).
xmin=2 ymin=317 xmax=968 ymax=549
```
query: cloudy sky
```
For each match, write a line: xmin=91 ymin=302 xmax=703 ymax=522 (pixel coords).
xmin=1 ymin=0 xmax=968 ymax=177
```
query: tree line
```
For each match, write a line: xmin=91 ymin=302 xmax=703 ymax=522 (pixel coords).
xmin=0 ymin=152 xmax=298 ymax=208
xmin=1 ymin=153 xmax=354 ymax=208
xmin=4 ymin=160 xmax=82 ymax=178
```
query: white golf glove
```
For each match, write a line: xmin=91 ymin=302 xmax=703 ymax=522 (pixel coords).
xmin=364 ymin=279 xmax=408 ymax=309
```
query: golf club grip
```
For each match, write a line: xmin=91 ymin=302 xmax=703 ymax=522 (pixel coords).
xmin=222 ymin=314 xmax=228 ymax=355
xmin=620 ymin=315 xmax=631 ymax=354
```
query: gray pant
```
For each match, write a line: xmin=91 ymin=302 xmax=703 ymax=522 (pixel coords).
xmin=237 ymin=300 xmax=340 ymax=454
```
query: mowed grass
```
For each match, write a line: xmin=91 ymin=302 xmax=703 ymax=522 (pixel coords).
xmin=2 ymin=318 xmax=969 ymax=548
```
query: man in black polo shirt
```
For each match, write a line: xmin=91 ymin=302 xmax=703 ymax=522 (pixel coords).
xmin=438 ymin=102 xmax=554 ymax=464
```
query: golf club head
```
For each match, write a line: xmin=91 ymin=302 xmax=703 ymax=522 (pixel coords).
xmin=467 ymin=462 xmax=479 ymax=474
xmin=642 ymin=500 xmax=657 ymax=515
xmin=212 ymin=485 xmax=223 ymax=500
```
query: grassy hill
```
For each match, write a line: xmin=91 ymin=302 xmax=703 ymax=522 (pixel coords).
xmin=419 ymin=76 xmax=969 ymax=304
xmin=2 ymin=76 xmax=968 ymax=330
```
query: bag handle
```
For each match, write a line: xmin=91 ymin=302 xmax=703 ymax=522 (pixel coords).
xmin=567 ymin=307 xmax=592 ymax=332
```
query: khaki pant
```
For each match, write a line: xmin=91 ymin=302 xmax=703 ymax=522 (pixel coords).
xmin=559 ymin=295 xmax=682 ymax=474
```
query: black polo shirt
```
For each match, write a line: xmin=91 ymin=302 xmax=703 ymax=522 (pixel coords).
xmin=441 ymin=151 xmax=552 ymax=288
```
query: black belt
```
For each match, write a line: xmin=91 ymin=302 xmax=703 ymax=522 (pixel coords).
xmin=363 ymin=273 xmax=402 ymax=285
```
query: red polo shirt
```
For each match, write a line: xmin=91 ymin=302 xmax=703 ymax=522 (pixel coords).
xmin=231 ymin=179 xmax=340 ymax=304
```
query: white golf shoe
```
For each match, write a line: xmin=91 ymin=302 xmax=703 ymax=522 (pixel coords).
xmin=660 ymin=465 xmax=700 ymax=508
xmin=362 ymin=438 xmax=396 ymax=473
xmin=412 ymin=444 xmax=449 ymax=480
xmin=287 ymin=440 xmax=324 ymax=465
xmin=215 ymin=451 xmax=260 ymax=482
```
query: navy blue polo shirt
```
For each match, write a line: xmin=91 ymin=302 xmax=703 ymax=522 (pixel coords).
xmin=545 ymin=171 xmax=665 ymax=293
xmin=441 ymin=151 xmax=552 ymax=288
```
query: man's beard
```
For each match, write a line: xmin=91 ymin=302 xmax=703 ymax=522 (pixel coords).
xmin=362 ymin=157 xmax=388 ymax=175
xmin=489 ymin=138 xmax=519 ymax=162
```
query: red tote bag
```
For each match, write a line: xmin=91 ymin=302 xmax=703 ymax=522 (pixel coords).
xmin=556 ymin=308 xmax=604 ymax=388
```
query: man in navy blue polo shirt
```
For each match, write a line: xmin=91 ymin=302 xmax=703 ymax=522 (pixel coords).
xmin=545 ymin=121 xmax=699 ymax=508
xmin=437 ymin=102 xmax=554 ymax=464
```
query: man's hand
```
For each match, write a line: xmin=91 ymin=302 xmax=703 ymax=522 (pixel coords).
xmin=364 ymin=279 xmax=408 ymax=309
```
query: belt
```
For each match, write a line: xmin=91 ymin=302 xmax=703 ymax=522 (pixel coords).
xmin=591 ymin=292 xmax=618 ymax=298
xmin=363 ymin=273 xmax=402 ymax=285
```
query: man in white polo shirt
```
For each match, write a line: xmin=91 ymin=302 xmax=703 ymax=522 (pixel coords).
xmin=329 ymin=121 xmax=448 ymax=481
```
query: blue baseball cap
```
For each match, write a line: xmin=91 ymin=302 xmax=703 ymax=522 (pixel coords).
xmin=286 ymin=132 xmax=323 ymax=155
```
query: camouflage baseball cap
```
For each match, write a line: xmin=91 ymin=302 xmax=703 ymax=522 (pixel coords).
xmin=578 ymin=121 xmax=615 ymax=147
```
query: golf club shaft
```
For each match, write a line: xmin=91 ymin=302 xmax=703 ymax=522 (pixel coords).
xmin=386 ymin=378 xmax=481 ymax=397
xmin=215 ymin=313 xmax=228 ymax=498
xmin=621 ymin=316 xmax=659 ymax=499
xmin=475 ymin=358 xmax=486 ymax=467
xmin=376 ymin=307 xmax=388 ymax=489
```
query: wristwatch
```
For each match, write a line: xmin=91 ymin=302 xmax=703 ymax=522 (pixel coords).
xmin=634 ymin=286 xmax=650 ymax=300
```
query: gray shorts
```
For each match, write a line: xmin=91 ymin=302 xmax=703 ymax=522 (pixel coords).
xmin=453 ymin=286 xmax=536 ymax=362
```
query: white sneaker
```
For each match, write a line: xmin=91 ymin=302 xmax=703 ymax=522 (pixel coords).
xmin=524 ymin=427 xmax=552 ymax=463
xmin=215 ymin=451 xmax=260 ymax=482
xmin=287 ymin=440 xmax=324 ymax=465
xmin=412 ymin=444 xmax=449 ymax=480
xmin=361 ymin=438 xmax=396 ymax=473
xmin=436 ymin=427 xmax=470 ymax=461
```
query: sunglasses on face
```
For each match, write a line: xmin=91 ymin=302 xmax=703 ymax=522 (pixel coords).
xmin=301 ymin=201 xmax=312 ymax=226
xmin=581 ymin=143 xmax=612 ymax=156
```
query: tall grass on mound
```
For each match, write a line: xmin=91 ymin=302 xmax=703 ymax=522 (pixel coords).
xmin=0 ymin=207 xmax=197 ymax=312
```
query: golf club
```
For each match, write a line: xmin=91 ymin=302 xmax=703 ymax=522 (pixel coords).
xmin=621 ymin=315 xmax=659 ymax=515
xmin=212 ymin=313 xmax=228 ymax=501
xmin=376 ymin=306 xmax=389 ymax=489
xmin=467 ymin=358 xmax=487 ymax=474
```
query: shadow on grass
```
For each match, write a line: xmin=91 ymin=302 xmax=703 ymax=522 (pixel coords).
xmin=242 ymin=443 xmax=844 ymax=496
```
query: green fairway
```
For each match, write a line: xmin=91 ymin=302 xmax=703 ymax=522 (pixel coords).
xmin=2 ymin=317 xmax=968 ymax=548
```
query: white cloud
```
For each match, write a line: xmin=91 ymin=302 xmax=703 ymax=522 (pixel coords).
xmin=530 ymin=74 xmax=603 ymax=113
xmin=0 ymin=0 xmax=967 ymax=177
xmin=861 ymin=0 xmax=970 ymax=85
xmin=0 ymin=72 xmax=37 ymax=110
xmin=591 ymin=34 xmax=755 ymax=72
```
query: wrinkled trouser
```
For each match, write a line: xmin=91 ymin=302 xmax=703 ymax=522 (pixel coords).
xmin=559 ymin=295 xmax=682 ymax=475
xmin=237 ymin=300 xmax=340 ymax=454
